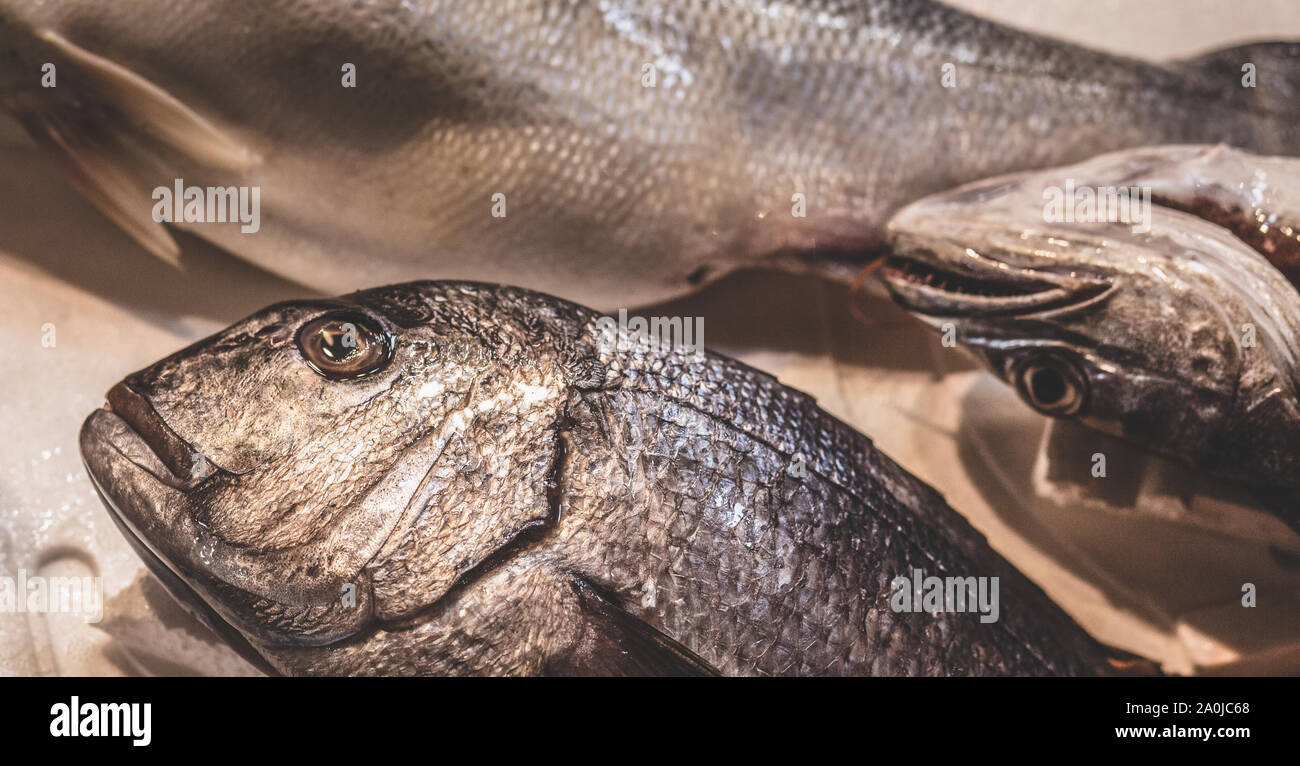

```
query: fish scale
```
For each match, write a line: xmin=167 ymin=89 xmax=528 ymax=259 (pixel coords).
xmin=3 ymin=1 xmax=1299 ymax=307
xmin=81 ymin=281 xmax=1117 ymax=674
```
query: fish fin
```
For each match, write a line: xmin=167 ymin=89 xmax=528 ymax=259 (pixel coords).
xmin=14 ymin=110 xmax=181 ymax=265
xmin=10 ymin=31 xmax=262 ymax=264
xmin=545 ymin=577 xmax=721 ymax=677
xmin=39 ymin=31 xmax=257 ymax=172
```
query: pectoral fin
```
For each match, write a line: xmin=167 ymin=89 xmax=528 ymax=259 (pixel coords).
xmin=39 ymin=31 xmax=256 ymax=172
xmin=13 ymin=31 xmax=259 ymax=265
xmin=16 ymin=110 xmax=181 ymax=264
xmin=546 ymin=578 xmax=721 ymax=677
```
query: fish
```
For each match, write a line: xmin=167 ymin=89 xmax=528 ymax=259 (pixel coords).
xmin=880 ymin=144 xmax=1300 ymax=535
xmin=3 ymin=1 xmax=1300 ymax=308
xmin=79 ymin=280 xmax=1125 ymax=675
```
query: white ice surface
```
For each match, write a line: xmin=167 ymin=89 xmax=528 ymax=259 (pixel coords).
xmin=2 ymin=1 xmax=1300 ymax=676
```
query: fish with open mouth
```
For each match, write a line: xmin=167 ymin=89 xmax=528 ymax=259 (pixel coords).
xmin=80 ymin=281 xmax=1126 ymax=675
xmin=3 ymin=1 xmax=1300 ymax=307
xmin=881 ymin=144 xmax=1300 ymax=535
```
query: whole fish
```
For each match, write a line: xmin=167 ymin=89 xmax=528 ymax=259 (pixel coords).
xmin=3 ymin=1 xmax=1299 ymax=307
xmin=80 ymin=280 xmax=1122 ymax=675
xmin=881 ymin=144 xmax=1300 ymax=534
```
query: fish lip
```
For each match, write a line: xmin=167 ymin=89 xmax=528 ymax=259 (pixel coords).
xmin=79 ymin=408 xmax=197 ymax=566
xmin=79 ymin=409 xmax=279 ymax=675
xmin=103 ymin=381 xmax=217 ymax=488
xmin=880 ymin=252 xmax=1113 ymax=317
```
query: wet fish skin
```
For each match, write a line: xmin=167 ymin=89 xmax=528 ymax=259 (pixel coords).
xmin=3 ymin=1 xmax=1300 ymax=307
xmin=882 ymin=145 xmax=1300 ymax=533
xmin=80 ymin=281 xmax=1112 ymax=675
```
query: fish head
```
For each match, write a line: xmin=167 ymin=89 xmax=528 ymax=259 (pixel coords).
xmin=881 ymin=161 xmax=1300 ymax=488
xmin=80 ymin=282 xmax=599 ymax=659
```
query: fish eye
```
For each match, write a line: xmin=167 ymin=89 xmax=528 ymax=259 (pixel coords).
xmin=295 ymin=311 xmax=394 ymax=381
xmin=1015 ymin=355 xmax=1086 ymax=417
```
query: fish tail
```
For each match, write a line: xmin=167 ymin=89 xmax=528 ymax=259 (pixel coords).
xmin=1172 ymin=42 xmax=1300 ymax=155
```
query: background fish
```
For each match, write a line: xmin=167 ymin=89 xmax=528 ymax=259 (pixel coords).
xmin=79 ymin=281 xmax=1122 ymax=675
xmin=2 ymin=0 xmax=1299 ymax=307
xmin=882 ymin=144 xmax=1300 ymax=536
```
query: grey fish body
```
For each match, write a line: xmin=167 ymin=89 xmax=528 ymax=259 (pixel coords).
xmin=882 ymin=145 xmax=1300 ymax=535
xmin=3 ymin=1 xmax=1299 ymax=307
xmin=81 ymin=281 xmax=1111 ymax=675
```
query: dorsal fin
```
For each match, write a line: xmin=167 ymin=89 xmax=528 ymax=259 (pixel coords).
xmin=16 ymin=110 xmax=181 ymax=264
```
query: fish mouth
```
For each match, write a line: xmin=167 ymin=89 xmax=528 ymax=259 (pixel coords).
xmin=79 ymin=396 xmax=278 ymax=675
xmin=880 ymin=252 xmax=1113 ymax=317
xmin=80 ymin=383 xmax=213 ymax=585
xmin=101 ymin=382 xmax=216 ymax=488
